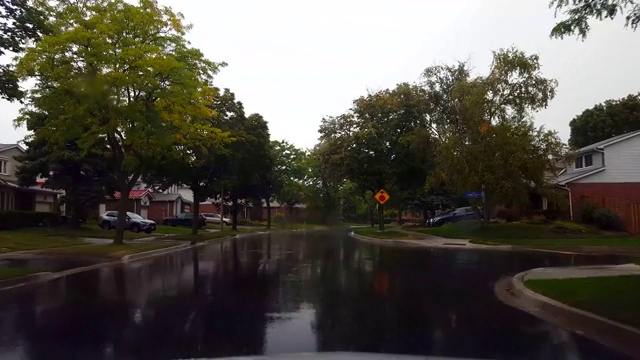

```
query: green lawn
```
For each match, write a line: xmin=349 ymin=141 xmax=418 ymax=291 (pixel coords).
xmin=353 ymin=228 xmax=410 ymax=239
xmin=153 ymin=225 xmax=195 ymax=235
xmin=37 ymin=226 xmax=152 ymax=240
xmin=37 ymin=243 xmax=178 ymax=259
xmin=413 ymin=221 xmax=640 ymax=247
xmin=0 ymin=267 xmax=47 ymax=281
xmin=526 ymin=276 xmax=640 ymax=329
xmin=0 ymin=230 xmax=83 ymax=253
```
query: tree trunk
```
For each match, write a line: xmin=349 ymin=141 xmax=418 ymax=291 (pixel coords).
xmin=266 ymin=197 xmax=272 ymax=230
xmin=397 ymin=209 xmax=402 ymax=225
xmin=114 ymin=188 xmax=131 ymax=245
xmin=231 ymin=196 xmax=239 ymax=231
xmin=369 ymin=205 xmax=375 ymax=228
xmin=421 ymin=209 xmax=428 ymax=227
xmin=191 ymin=187 xmax=201 ymax=239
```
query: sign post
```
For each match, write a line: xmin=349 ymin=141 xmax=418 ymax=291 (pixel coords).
xmin=374 ymin=189 xmax=390 ymax=231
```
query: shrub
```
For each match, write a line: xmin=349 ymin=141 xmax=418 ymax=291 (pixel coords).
xmin=542 ymin=208 xmax=560 ymax=221
xmin=580 ymin=203 xmax=598 ymax=224
xmin=592 ymin=209 xmax=623 ymax=231
xmin=496 ymin=208 xmax=519 ymax=223
xmin=0 ymin=211 xmax=61 ymax=230
xmin=551 ymin=221 xmax=589 ymax=234
xmin=273 ymin=214 xmax=287 ymax=228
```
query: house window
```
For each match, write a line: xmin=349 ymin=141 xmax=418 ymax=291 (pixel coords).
xmin=0 ymin=192 xmax=10 ymax=210
xmin=0 ymin=160 xmax=7 ymax=175
xmin=575 ymin=153 xmax=594 ymax=169
xmin=584 ymin=153 xmax=593 ymax=167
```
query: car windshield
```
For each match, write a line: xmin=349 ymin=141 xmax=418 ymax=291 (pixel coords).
xmin=127 ymin=212 xmax=143 ymax=220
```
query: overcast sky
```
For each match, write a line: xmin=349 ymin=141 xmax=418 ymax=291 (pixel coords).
xmin=1 ymin=0 xmax=638 ymax=150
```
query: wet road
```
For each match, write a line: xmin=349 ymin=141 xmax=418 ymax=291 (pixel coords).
xmin=0 ymin=230 xmax=633 ymax=359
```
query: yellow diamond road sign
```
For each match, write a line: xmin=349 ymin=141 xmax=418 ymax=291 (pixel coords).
xmin=374 ymin=189 xmax=390 ymax=205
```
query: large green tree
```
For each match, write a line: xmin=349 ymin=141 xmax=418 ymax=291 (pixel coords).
xmin=145 ymin=98 xmax=233 ymax=240
xmin=0 ymin=0 xmax=48 ymax=100
xmin=318 ymin=83 xmax=432 ymax=230
xmin=16 ymin=119 xmax=116 ymax=228
xmin=14 ymin=0 xmax=225 ymax=244
xmin=258 ymin=140 xmax=307 ymax=228
xmin=422 ymin=48 xmax=565 ymax=223
xmin=550 ymin=0 xmax=640 ymax=39
xmin=568 ymin=93 xmax=640 ymax=148
xmin=210 ymin=94 xmax=271 ymax=231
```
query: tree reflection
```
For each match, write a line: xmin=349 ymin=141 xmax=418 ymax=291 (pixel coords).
xmin=0 ymin=232 xmax=629 ymax=359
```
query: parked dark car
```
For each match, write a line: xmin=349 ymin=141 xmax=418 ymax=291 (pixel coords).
xmin=162 ymin=212 xmax=207 ymax=228
xmin=428 ymin=207 xmax=479 ymax=227
xmin=99 ymin=211 xmax=156 ymax=233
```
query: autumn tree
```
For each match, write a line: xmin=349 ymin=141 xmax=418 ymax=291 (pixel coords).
xmin=422 ymin=48 xmax=565 ymax=223
xmin=549 ymin=0 xmax=640 ymax=39
xmin=568 ymin=93 xmax=640 ymax=148
xmin=14 ymin=0 xmax=225 ymax=244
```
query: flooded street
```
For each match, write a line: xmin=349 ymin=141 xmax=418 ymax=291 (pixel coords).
xmin=0 ymin=230 xmax=633 ymax=359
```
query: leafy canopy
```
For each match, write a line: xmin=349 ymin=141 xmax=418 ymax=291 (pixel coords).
xmin=14 ymin=0 xmax=226 ymax=243
xmin=568 ymin=93 xmax=640 ymax=149
xmin=0 ymin=0 xmax=48 ymax=100
xmin=550 ymin=0 xmax=640 ymax=39
xmin=422 ymin=47 xmax=565 ymax=214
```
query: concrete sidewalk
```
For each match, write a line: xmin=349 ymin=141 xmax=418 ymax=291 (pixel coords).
xmin=523 ymin=263 xmax=640 ymax=280
xmin=495 ymin=264 xmax=640 ymax=357
xmin=350 ymin=229 xmax=511 ymax=250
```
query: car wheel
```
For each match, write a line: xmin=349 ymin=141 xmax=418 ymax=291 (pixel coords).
xmin=130 ymin=224 xmax=140 ymax=233
xmin=100 ymin=221 xmax=111 ymax=230
xmin=144 ymin=229 xmax=152 ymax=234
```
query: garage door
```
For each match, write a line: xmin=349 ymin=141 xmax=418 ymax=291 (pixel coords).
xmin=35 ymin=202 xmax=52 ymax=212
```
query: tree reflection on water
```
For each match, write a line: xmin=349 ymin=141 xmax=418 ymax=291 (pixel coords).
xmin=0 ymin=231 xmax=631 ymax=359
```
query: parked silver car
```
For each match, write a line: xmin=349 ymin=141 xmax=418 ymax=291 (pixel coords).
xmin=99 ymin=211 xmax=157 ymax=233
xmin=201 ymin=213 xmax=232 ymax=225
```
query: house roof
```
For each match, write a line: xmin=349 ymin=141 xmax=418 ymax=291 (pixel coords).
xmin=112 ymin=190 xmax=150 ymax=199
xmin=0 ymin=179 xmax=61 ymax=194
xmin=0 ymin=144 xmax=25 ymax=153
xmin=557 ymin=167 xmax=606 ymax=186
xmin=574 ymin=130 xmax=640 ymax=154
xmin=151 ymin=193 xmax=183 ymax=202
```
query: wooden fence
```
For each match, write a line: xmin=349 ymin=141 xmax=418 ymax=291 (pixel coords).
xmin=581 ymin=195 xmax=640 ymax=234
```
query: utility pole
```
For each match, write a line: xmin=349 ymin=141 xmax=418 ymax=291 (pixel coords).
xmin=220 ymin=183 xmax=224 ymax=231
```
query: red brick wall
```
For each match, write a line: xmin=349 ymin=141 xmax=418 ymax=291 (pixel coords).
xmin=148 ymin=201 xmax=176 ymax=222
xmin=199 ymin=203 xmax=220 ymax=213
xmin=568 ymin=183 xmax=640 ymax=221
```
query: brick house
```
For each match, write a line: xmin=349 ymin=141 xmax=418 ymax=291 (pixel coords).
xmin=0 ymin=144 xmax=61 ymax=213
xmin=556 ymin=130 xmax=640 ymax=222
xmin=100 ymin=189 xmax=191 ymax=222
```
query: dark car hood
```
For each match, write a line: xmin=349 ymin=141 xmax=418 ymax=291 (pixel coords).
xmin=186 ymin=353 xmax=486 ymax=360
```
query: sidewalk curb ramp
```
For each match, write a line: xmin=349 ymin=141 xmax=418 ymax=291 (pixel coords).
xmin=495 ymin=268 xmax=640 ymax=357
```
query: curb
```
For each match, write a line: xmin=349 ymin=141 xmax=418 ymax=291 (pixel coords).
xmin=348 ymin=231 xmax=514 ymax=251
xmin=0 ymin=272 xmax=55 ymax=289
xmin=496 ymin=269 xmax=640 ymax=357
xmin=121 ymin=244 xmax=191 ymax=261
xmin=348 ymin=232 xmax=425 ymax=248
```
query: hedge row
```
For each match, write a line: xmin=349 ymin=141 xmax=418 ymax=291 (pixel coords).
xmin=0 ymin=211 xmax=62 ymax=230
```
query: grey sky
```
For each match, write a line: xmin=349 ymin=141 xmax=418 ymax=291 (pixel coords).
xmin=1 ymin=0 xmax=638 ymax=150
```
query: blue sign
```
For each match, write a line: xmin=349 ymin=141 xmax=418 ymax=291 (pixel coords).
xmin=464 ymin=192 xmax=482 ymax=198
